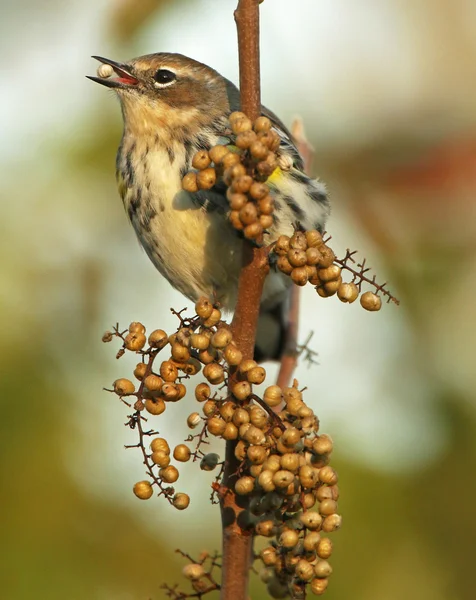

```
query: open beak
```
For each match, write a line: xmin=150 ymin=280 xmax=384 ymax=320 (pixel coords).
xmin=87 ymin=56 xmax=139 ymax=88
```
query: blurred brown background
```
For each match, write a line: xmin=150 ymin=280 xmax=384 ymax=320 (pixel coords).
xmin=1 ymin=0 xmax=475 ymax=598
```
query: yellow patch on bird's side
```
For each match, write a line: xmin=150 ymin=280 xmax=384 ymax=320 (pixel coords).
xmin=266 ymin=166 xmax=283 ymax=185
xmin=116 ymin=172 xmax=127 ymax=199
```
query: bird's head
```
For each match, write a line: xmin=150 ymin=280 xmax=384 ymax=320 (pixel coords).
xmin=88 ymin=53 xmax=230 ymax=136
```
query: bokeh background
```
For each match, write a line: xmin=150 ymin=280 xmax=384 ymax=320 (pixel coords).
xmin=2 ymin=0 xmax=476 ymax=598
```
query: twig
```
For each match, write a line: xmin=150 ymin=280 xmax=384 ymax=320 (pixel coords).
xmin=220 ymin=2 xmax=264 ymax=599
xmin=276 ymin=118 xmax=315 ymax=390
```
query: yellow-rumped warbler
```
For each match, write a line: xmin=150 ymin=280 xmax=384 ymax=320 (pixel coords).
xmin=89 ymin=53 xmax=329 ymax=360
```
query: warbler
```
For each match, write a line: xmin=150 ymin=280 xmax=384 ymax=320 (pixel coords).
xmin=88 ymin=53 xmax=329 ymax=360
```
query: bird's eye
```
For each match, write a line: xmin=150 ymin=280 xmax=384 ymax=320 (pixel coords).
xmin=154 ymin=69 xmax=176 ymax=86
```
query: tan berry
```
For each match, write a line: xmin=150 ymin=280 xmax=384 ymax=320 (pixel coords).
xmin=239 ymin=202 xmax=258 ymax=225
xmin=124 ymin=332 xmax=146 ymax=352
xmin=187 ymin=412 xmax=201 ymax=429
xmin=113 ymin=378 xmax=135 ymax=396
xmin=280 ymin=453 xmax=300 ymax=473
xmin=291 ymin=266 xmax=309 ymax=286
xmin=306 ymin=247 xmax=322 ymax=266
xmin=211 ymin=328 xmax=233 ymax=349
xmin=232 ymin=381 xmax=252 ymax=401
xmin=148 ymin=329 xmax=168 ymax=349
xmin=171 ymin=342 xmax=190 ymax=362
xmin=318 ymin=246 xmax=336 ymax=268
xmin=261 ymin=546 xmax=277 ymax=566
xmin=227 ymin=192 xmax=248 ymax=211
xmin=173 ymin=444 xmax=191 ymax=462
xmin=182 ymin=172 xmax=198 ymax=192
xmin=203 ymin=308 xmax=221 ymax=328
xmin=319 ymin=466 xmax=338 ymax=486
xmin=196 ymin=167 xmax=216 ymax=190
xmin=203 ymin=363 xmax=225 ymax=385
xmin=207 ymin=416 xmax=226 ymax=436
xmin=253 ymin=116 xmax=272 ymax=133
xmin=208 ymin=144 xmax=229 ymax=164
xmin=272 ymin=470 xmax=295 ymax=489
xmin=195 ymin=297 xmax=214 ymax=320
xmin=133 ymin=480 xmax=153 ymax=500
xmin=145 ymin=398 xmax=166 ymax=415
xmin=263 ymin=385 xmax=282 ymax=407
xmin=303 ymin=531 xmax=321 ymax=552
xmin=202 ymin=399 xmax=217 ymax=417
xmin=247 ymin=445 xmax=268 ymax=465
xmin=243 ymin=425 xmax=266 ymax=445
xmin=316 ymin=537 xmax=333 ymax=559
xmin=223 ymin=344 xmax=243 ymax=366
xmin=144 ymin=374 xmax=163 ymax=393
xmin=198 ymin=347 xmax=218 ymax=364
xmin=305 ymin=229 xmax=324 ymax=248
xmin=258 ymin=195 xmax=275 ymax=214
xmin=223 ymin=163 xmax=247 ymax=184
xmin=319 ymin=264 xmax=341 ymax=282
xmin=231 ymin=116 xmax=253 ymax=134
xmin=161 ymin=383 xmax=179 ymax=402
xmin=322 ymin=513 xmax=342 ymax=532
xmin=337 ymin=282 xmax=359 ymax=303
xmin=235 ymin=130 xmax=257 ymax=149
xmin=319 ymin=499 xmax=338 ymax=516
xmin=129 ymin=321 xmax=145 ymax=334
xmin=258 ymin=470 xmax=276 ymax=492
xmin=182 ymin=563 xmax=205 ymax=581
xmin=223 ymin=422 xmax=239 ymax=440
xmin=259 ymin=214 xmax=274 ymax=230
xmin=192 ymin=150 xmax=211 ymax=170
xmin=277 ymin=255 xmax=293 ymax=275
xmin=159 ymin=360 xmax=178 ymax=382
xmin=190 ymin=333 xmax=209 ymax=350
xmin=247 ymin=366 xmax=266 ymax=385
xmin=173 ymin=492 xmax=190 ymax=510
xmin=249 ymin=181 xmax=269 ymax=200
xmin=221 ymin=152 xmax=241 ymax=169
xmin=159 ymin=465 xmax=179 ymax=483
xmin=250 ymin=407 xmax=268 ymax=429
xmin=249 ymin=140 xmax=268 ymax=161
xmin=231 ymin=174 xmax=253 ymax=193
xmin=151 ymin=451 xmax=170 ymax=467
xmin=313 ymin=434 xmax=333 ymax=455
xmin=295 ymin=559 xmax=315 ymax=582
xmin=281 ymin=427 xmax=301 ymax=447
xmin=314 ymin=560 xmax=333 ymax=578
xmin=219 ymin=401 xmax=236 ymax=422
xmin=133 ymin=362 xmax=148 ymax=381
xmin=310 ymin=578 xmax=329 ymax=595
xmin=235 ymin=476 xmax=255 ymax=495
xmin=360 ymin=291 xmax=382 ymax=311
xmin=288 ymin=248 xmax=307 ymax=268
xmin=255 ymin=519 xmax=276 ymax=537
xmin=290 ymin=231 xmax=307 ymax=250
xmin=232 ymin=407 xmax=250 ymax=427
xmin=194 ymin=382 xmax=211 ymax=402
xmin=300 ymin=511 xmax=323 ymax=531
xmin=279 ymin=528 xmax=299 ymax=549
xmin=244 ymin=222 xmax=263 ymax=240
xmin=234 ymin=440 xmax=247 ymax=461
xmin=299 ymin=465 xmax=319 ymax=489
xmin=274 ymin=235 xmax=290 ymax=256
xmin=150 ymin=437 xmax=169 ymax=453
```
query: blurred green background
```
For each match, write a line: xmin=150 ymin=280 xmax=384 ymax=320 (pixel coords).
xmin=1 ymin=0 xmax=475 ymax=598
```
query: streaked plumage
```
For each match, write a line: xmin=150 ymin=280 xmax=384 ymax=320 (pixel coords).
xmin=89 ymin=53 xmax=330 ymax=359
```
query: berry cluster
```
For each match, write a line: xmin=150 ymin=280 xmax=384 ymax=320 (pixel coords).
xmin=104 ymin=299 xmax=341 ymax=597
xmin=182 ymin=112 xmax=282 ymax=240
xmin=273 ymin=229 xmax=386 ymax=311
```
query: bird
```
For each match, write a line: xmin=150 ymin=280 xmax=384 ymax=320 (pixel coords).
xmin=88 ymin=53 xmax=330 ymax=361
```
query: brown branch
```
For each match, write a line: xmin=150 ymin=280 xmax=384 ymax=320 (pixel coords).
xmin=276 ymin=118 xmax=315 ymax=390
xmin=220 ymin=2 xmax=264 ymax=599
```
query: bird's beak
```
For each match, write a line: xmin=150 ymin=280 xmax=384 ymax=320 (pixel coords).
xmin=87 ymin=56 xmax=139 ymax=88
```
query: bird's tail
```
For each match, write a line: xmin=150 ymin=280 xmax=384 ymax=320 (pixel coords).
xmin=254 ymin=292 xmax=292 ymax=362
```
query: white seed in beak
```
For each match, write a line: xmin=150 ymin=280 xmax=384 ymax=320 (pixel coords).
xmin=97 ymin=63 xmax=114 ymax=79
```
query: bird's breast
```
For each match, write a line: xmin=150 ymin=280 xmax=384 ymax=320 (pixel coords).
xmin=116 ymin=137 xmax=242 ymax=305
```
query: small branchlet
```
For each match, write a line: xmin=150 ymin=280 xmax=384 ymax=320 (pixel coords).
xmin=104 ymin=301 xmax=342 ymax=597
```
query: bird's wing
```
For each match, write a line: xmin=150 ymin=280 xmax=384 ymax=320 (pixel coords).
xmin=223 ymin=78 xmax=305 ymax=171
